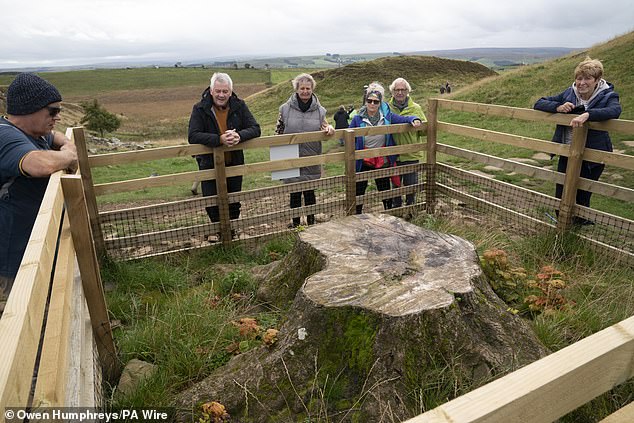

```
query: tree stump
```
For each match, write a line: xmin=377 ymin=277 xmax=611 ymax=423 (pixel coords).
xmin=176 ymin=214 xmax=548 ymax=422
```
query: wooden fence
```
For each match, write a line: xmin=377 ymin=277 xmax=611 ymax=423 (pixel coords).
xmin=83 ymin=99 xmax=634 ymax=264
xmin=0 ymin=128 xmax=116 ymax=420
xmin=1 ymin=99 xmax=632 ymax=420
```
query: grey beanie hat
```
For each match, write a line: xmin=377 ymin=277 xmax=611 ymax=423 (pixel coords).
xmin=7 ymin=73 xmax=62 ymax=115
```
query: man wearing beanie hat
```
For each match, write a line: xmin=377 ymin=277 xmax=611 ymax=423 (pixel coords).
xmin=0 ymin=73 xmax=77 ymax=310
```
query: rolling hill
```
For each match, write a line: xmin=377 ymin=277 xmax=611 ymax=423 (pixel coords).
xmin=246 ymin=55 xmax=497 ymax=134
xmin=450 ymin=31 xmax=634 ymax=119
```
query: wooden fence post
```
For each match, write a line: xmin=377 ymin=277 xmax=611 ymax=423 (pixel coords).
xmin=60 ymin=175 xmax=118 ymax=382
xmin=68 ymin=127 xmax=106 ymax=259
xmin=557 ymin=125 xmax=588 ymax=230
xmin=214 ymin=147 xmax=232 ymax=245
xmin=426 ymin=99 xmax=439 ymax=214
xmin=344 ymin=129 xmax=357 ymax=216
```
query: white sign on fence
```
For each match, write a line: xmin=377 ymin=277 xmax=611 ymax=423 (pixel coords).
xmin=270 ymin=145 xmax=300 ymax=180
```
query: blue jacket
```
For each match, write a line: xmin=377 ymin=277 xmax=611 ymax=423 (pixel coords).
xmin=533 ymin=82 xmax=621 ymax=152
xmin=349 ymin=102 xmax=419 ymax=171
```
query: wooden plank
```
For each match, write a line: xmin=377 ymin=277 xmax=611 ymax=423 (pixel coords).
xmin=426 ymin=99 xmax=439 ymax=213
xmin=438 ymin=121 xmax=570 ymax=157
xmin=87 ymin=124 xmax=425 ymax=168
xmin=88 ymin=143 xmax=213 ymax=167
xmin=406 ymin=316 xmax=634 ymax=423
xmin=436 ymin=99 xmax=576 ymax=125
xmin=599 ymin=400 xmax=634 ymax=423
xmin=79 ymin=299 xmax=97 ymax=407
xmin=437 ymin=163 xmax=561 ymax=210
xmin=583 ymin=149 xmax=634 ymax=171
xmin=589 ymin=118 xmax=634 ymax=135
xmin=353 ymin=144 xmax=424 ymax=160
xmin=437 ymin=144 xmax=634 ymax=202
xmin=94 ymin=168 xmax=216 ymax=196
xmin=32 ymin=214 xmax=75 ymax=407
xmin=213 ymin=148 xmax=232 ymax=245
xmin=436 ymin=143 xmax=565 ymax=183
xmin=69 ymin=128 xmax=106 ymax=258
xmin=0 ymin=172 xmax=64 ymax=409
xmin=60 ymin=175 xmax=118 ymax=382
xmin=558 ymin=126 xmax=587 ymax=229
xmin=64 ymin=267 xmax=84 ymax=406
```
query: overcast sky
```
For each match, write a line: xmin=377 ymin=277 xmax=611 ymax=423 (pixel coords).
xmin=1 ymin=0 xmax=632 ymax=69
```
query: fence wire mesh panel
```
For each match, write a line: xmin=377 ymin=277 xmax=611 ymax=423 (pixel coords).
xmin=435 ymin=164 xmax=634 ymax=263
xmin=98 ymin=162 xmax=430 ymax=259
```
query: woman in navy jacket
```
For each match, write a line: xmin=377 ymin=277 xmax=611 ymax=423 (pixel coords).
xmin=533 ymin=57 xmax=621 ymax=215
xmin=349 ymin=82 xmax=422 ymax=214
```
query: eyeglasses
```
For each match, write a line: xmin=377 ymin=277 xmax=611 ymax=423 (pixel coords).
xmin=393 ymin=89 xmax=408 ymax=93
xmin=366 ymin=99 xmax=380 ymax=105
xmin=46 ymin=106 xmax=62 ymax=117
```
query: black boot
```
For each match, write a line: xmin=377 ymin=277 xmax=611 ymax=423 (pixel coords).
xmin=307 ymin=215 xmax=315 ymax=225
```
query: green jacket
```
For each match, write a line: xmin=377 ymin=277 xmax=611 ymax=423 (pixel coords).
xmin=388 ymin=97 xmax=426 ymax=161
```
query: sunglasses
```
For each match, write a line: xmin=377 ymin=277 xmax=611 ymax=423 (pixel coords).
xmin=366 ymin=99 xmax=381 ymax=105
xmin=46 ymin=106 xmax=62 ymax=117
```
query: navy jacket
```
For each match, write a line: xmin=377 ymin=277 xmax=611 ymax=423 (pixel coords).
xmin=533 ymin=82 xmax=621 ymax=152
xmin=188 ymin=89 xmax=260 ymax=169
xmin=349 ymin=102 xmax=419 ymax=171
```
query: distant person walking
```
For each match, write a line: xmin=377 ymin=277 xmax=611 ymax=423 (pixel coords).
xmin=445 ymin=81 xmax=452 ymax=94
xmin=275 ymin=73 xmax=334 ymax=227
xmin=349 ymin=82 xmax=422 ymax=214
xmin=1 ymin=73 xmax=77 ymax=311
xmin=388 ymin=77 xmax=426 ymax=209
xmin=533 ymin=57 xmax=621 ymax=224
xmin=333 ymin=105 xmax=349 ymax=146
xmin=188 ymin=72 xmax=261 ymax=239
xmin=439 ymin=85 xmax=446 ymax=94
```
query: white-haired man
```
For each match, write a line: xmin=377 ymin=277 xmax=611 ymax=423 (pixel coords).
xmin=388 ymin=77 xmax=426 ymax=208
xmin=188 ymin=73 xmax=261 ymax=238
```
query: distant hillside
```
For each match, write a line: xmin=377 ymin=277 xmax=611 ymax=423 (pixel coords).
xmin=247 ymin=55 xmax=496 ymax=134
xmin=232 ymin=47 xmax=576 ymax=71
xmin=451 ymin=31 xmax=634 ymax=120
xmin=410 ymin=47 xmax=577 ymax=69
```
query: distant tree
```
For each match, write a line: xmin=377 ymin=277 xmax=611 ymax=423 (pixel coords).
xmin=80 ymin=99 xmax=121 ymax=137
xmin=264 ymin=63 xmax=270 ymax=70
xmin=244 ymin=63 xmax=251 ymax=69
xmin=232 ymin=63 xmax=238 ymax=69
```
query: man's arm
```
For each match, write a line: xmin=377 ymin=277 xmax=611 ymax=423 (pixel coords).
xmin=236 ymin=104 xmax=261 ymax=142
xmin=21 ymin=148 xmax=78 ymax=177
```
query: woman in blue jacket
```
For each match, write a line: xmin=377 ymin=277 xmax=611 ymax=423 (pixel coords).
xmin=533 ymin=57 xmax=621 ymax=220
xmin=349 ymin=82 xmax=422 ymax=214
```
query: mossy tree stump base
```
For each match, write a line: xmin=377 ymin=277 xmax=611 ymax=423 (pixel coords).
xmin=176 ymin=214 xmax=547 ymax=421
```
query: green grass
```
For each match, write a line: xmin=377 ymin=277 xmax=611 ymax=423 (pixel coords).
xmin=105 ymin=213 xmax=634 ymax=420
xmin=104 ymin=237 xmax=295 ymax=407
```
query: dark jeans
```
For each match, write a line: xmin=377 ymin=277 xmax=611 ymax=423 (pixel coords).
xmin=290 ymin=190 xmax=316 ymax=226
xmin=555 ymin=156 xmax=604 ymax=207
xmin=392 ymin=160 xmax=419 ymax=208
xmin=202 ymin=176 xmax=243 ymax=222
xmin=355 ymin=163 xmax=392 ymax=214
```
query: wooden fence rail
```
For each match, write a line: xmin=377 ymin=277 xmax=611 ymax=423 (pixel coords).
xmin=0 ymin=128 xmax=116 ymax=419
xmin=406 ymin=315 xmax=634 ymax=423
